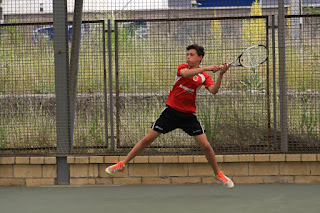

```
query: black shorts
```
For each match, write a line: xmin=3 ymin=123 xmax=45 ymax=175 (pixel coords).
xmin=151 ymin=106 xmax=205 ymax=136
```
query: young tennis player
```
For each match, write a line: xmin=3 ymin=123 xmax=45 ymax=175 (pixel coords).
xmin=106 ymin=44 xmax=234 ymax=188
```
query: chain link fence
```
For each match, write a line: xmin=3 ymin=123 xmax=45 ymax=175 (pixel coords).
xmin=114 ymin=16 xmax=271 ymax=155
xmin=0 ymin=0 xmax=319 ymax=156
xmin=285 ymin=14 xmax=320 ymax=152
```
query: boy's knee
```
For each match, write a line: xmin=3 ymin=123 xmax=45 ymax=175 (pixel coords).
xmin=142 ymin=136 xmax=153 ymax=145
xmin=201 ymin=143 xmax=212 ymax=153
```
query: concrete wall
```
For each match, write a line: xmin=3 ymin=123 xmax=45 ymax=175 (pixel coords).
xmin=1 ymin=154 xmax=320 ymax=187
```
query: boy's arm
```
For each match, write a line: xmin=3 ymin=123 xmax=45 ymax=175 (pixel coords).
xmin=180 ymin=65 xmax=222 ymax=78
xmin=207 ymin=63 xmax=230 ymax=95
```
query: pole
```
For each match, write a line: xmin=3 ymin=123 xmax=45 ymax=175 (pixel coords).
xmin=53 ymin=0 xmax=70 ymax=184
xmin=107 ymin=20 xmax=115 ymax=150
xmin=69 ymin=0 xmax=84 ymax=152
xmin=278 ymin=0 xmax=288 ymax=152
xmin=271 ymin=16 xmax=278 ymax=148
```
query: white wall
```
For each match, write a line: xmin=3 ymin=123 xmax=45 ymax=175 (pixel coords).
xmin=2 ymin=0 xmax=169 ymax=15
xmin=102 ymin=0 xmax=169 ymax=11
xmin=0 ymin=0 xmax=3 ymax=23
xmin=3 ymin=0 xmax=52 ymax=14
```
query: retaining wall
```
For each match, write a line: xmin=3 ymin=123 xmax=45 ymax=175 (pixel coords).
xmin=1 ymin=154 xmax=320 ymax=187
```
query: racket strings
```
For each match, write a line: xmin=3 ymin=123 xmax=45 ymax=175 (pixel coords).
xmin=240 ymin=46 xmax=268 ymax=68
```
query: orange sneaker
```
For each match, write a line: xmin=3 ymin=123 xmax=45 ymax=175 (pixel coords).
xmin=214 ymin=171 xmax=234 ymax=189
xmin=105 ymin=161 xmax=126 ymax=175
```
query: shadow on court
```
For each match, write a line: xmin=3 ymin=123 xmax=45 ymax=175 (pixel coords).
xmin=0 ymin=184 xmax=319 ymax=213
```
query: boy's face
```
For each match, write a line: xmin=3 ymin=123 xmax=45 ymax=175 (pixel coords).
xmin=186 ymin=49 xmax=203 ymax=68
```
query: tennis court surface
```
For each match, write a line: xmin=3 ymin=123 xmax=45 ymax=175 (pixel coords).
xmin=1 ymin=184 xmax=319 ymax=213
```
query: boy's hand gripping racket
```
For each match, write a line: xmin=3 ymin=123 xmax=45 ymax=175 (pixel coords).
xmin=229 ymin=44 xmax=268 ymax=68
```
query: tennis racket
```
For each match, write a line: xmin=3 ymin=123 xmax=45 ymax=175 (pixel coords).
xmin=229 ymin=44 xmax=268 ymax=68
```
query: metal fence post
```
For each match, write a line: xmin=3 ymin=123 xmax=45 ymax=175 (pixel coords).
xmin=69 ymin=0 xmax=83 ymax=152
xmin=114 ymin=21 xmax=120 ymax=149
xmin=278 ymin=0 xmax=288 ymax=152
xmin=53 ymin=0 xmax=71 ymax=184
xmin=265 ymin=16 xmax=271 ymax=146
xmin=103 ymin=21 xmax=109 ymax=148
xmin=271 ymin=15 xmax=278 ymax=148
xmin=107 ymin=20 xmax=115 ymax=150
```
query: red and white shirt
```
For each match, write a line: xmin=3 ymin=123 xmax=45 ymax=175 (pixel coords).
xmin=166 ymin=64 xmax=214 ymax=113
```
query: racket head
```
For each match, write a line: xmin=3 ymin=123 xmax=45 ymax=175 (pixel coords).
xmin=239 ymin=44 xmax=268 ymax=68
xmin=231 ymin=45 xmax=268 ymax=68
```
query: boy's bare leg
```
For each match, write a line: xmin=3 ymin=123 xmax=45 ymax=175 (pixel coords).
xmin=194 ymin=133 xmax=234 ymax=188
xmin=123 ymin=129 xmax=161 ymax=165
xmin=194 ymin=133 xmax=220 ymax=175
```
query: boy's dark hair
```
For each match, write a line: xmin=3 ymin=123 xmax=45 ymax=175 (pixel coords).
xmin=186 ymin=44 xmax=205 ymax=57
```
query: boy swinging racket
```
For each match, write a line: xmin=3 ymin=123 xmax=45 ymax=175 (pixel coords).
xmin=106 ymin=44 xmax=234 ymax=189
